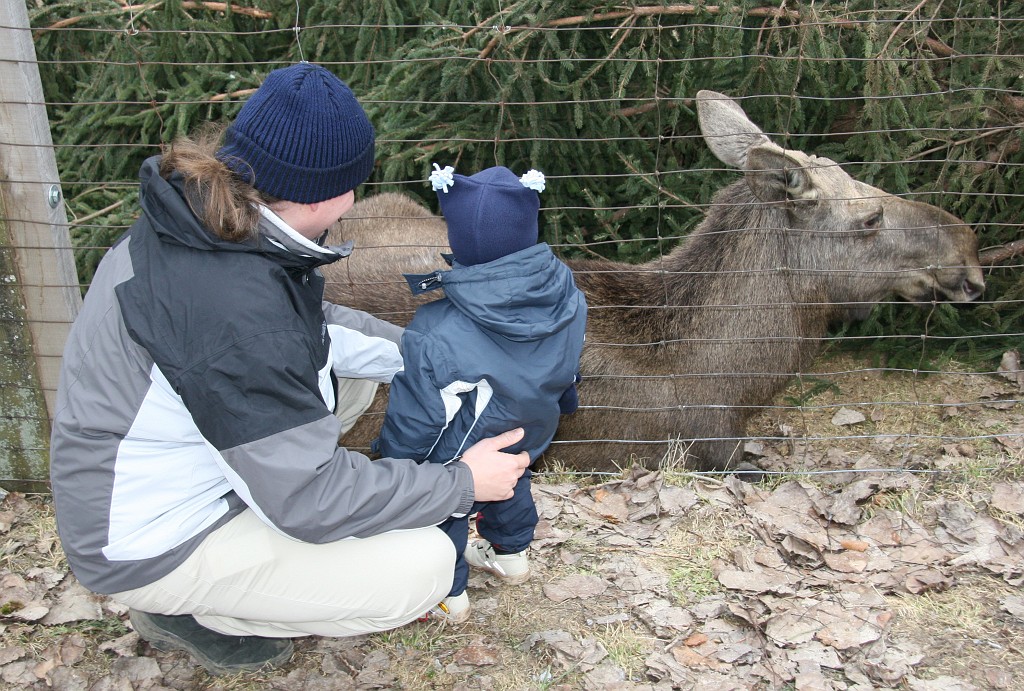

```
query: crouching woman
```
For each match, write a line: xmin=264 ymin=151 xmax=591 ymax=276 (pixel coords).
xmin=48 ymin=62 xmax=528 ymax=675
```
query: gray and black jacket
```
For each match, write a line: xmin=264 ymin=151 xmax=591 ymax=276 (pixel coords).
xmin=49 ymin=156 xmax=474 ymax=595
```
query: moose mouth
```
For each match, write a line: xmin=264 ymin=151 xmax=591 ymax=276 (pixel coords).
xmin=900 ymin=272 xmax=985 ymax=305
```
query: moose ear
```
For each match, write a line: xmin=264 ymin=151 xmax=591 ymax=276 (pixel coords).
xmin=743 ymin=146 xmax=816 ymax=204
xmin=697 ymin=90 xmax=773 ymax=168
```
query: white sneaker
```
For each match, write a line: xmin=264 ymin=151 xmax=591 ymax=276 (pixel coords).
xmin=465 ymin=540 xmax=530 ymax=585
xmin=425 ymin=591 xmax=470 ymax=623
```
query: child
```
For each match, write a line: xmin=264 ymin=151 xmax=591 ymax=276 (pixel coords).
xmin=373 ymin=164 xmax=587 ymax=621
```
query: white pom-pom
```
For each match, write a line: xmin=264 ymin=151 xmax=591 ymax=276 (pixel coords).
xmin=429 ymin=163 xmax=456 ymax=193
xmin=519 ymin=169 xmax=545 ymax=192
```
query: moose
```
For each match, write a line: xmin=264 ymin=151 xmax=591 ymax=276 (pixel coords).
xmin=324 ymin=90 xmax=985 ymax=478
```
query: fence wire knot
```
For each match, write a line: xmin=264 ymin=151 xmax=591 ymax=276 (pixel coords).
xmin=125 ymin=0 xmax=139 ymax=35
xmin=293 ymin=0 xmax=306 ymax=61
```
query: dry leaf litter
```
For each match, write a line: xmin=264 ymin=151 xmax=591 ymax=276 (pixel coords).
xmin=2 ymin=360 xmax=1022 ymax=690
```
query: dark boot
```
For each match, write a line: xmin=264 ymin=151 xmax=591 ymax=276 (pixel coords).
xmin=129 ymin=609 xmax=293 ymax=675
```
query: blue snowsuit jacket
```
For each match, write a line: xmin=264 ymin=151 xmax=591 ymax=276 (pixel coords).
xmin=373 ymin=243 xmax=587 ymax=464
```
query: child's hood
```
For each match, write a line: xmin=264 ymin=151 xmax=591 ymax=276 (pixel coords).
xmin=411 ymin=243 xmax=583 ymax=342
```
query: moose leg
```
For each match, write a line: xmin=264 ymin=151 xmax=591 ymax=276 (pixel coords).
xmin=337 ymin=384 xmax=390 ymax=455
xmin=683 ymin=438 xmax=765 ymax=483
xmin=679 ymin=407 xmax=766 ymax=482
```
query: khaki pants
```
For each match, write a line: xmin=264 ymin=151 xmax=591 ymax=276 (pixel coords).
xmin=112 ymin=510 xmax=455 ymax=637
xmin=112 ymin=378 xmax=455 ymax=638
xmin=334 ymin=377 xmax=380 ymax=436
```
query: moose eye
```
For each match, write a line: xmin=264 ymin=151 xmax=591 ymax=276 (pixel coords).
xmin=862 ymin=210 xmax=884 ymax=233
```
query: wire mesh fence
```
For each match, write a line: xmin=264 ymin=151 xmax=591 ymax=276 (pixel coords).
xmin=2 ymin=1 xmax=1022 ymax=490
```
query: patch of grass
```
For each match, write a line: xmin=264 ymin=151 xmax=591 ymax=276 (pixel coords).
xmin=648 ymin=489 xmax=757 ymax=605
xmin=751 ymin=469 xmax=813 ymax=492
xmin=531 ymin=666 xmax=559 ymax=689
xmin=667 ymin=562 xmax=720 ymax=602
xmin=534 ymin=457 xmax=616 ymax=486
xmin=746 ymin=353 xmax=1022 ymax=495
xmin=1 ymin=498 xmax=66 ymax=574
xmin=503 ymin=663 xmax=580 ymax=690
xmin=610 ymin=454 xmax=665 ymax=479
xmin=894 ymin=582 xmax=992 ymax=632
xmin=661 ymin=467 xmax=721 ymax=488
xmin=190 ymin=668 xmax=293 ymax=691
xmin=888 ymin=575 xmax=1024 ymax=687
xmin=0 ymin=617 xmax=128 ymax=686
xmin=0 ymin=600 xmax=24 ymax=615
xmin=372 ymin=620 xmax=442 ymax=654
xmin=512 ymin=663 xmax=582 ymax=690
xmin=784 ymin=376 xmax=842 ymax=407
xmin=594 ymin=621 xmax=656 ymax=680
xmin=367 ymin=623 xmax=462 ymax=689
xmin=999 ymin=452 xmax=1024 ymax=480
xmin=867 ymin=486 xmax=929 ymax=520
xmin=939 ymin=409 xmax=1017 ymax=457
xmin=990 ymin=509 xmax=1024 ymax=535
xmin=922 ymin=445 xmax=1022 ymax=505
xmin=659 ymin=440 xmax=695 ymax=474
xmin=25 ymin=618 xmax=129 ymax=645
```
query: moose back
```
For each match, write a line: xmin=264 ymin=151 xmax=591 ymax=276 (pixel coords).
xmin=324 ymin=90 xmax=985 ymax=476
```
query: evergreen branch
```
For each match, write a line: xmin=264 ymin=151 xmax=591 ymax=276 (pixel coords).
xmin=35 ymin=9 xmax=131 ymax=35
xmin=38 ymin=0 xmax=272 ymax=32
xmin=469 ymin=0 xmax=532 ymax=57
xmin=541 ymin=5 xmax=802 ymax=28
xmin=617 ymin=92 xmax=683 ymax=118
xmin=118 ymin=1 xmax=273 ymax=20
xmin=471 ymin=0 xmax=801 ymax=48
xmin=618 ymin=155 xmax=702 ymax=217
xmin=462 ymin=0 xmax=542 ymax=43
xmin=908 ymin=122 xmax=1024 ymax=161
xmin=970 ymin=137 xmax=1021 ymax=174
xmin=180 ymin=1 xmax=272 ymax=19
xmin=70 ymin=200 xmax=125 ymax=228
xmin=979 ymin=240 xmax=1024 ymax=267
xmin=210 ymin=88 xmax=258 ymax=102
xmin=479 ymin=5 xmax=802 ymax=58
xmin=577 ymin=16 xmax=636 ymax=84
xmin=922 ymin=36 xmax=955 ymax=58
xmin=618 ymin=101 xmax=662 ymax=118
xmin=874 ymin=0 xmax=931 ymax=58
xmin=117 ymin=23 xmax=166 ymax=135
xmin=476 ymin=5 xmax=956 ymax=60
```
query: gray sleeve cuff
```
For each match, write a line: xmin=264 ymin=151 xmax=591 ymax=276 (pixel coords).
xmin=448 ymin=461 xmax=475 ymax=516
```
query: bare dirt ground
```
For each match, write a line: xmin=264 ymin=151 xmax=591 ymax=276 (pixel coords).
xmin=2 ymin=353 xmax=1022 ymax=690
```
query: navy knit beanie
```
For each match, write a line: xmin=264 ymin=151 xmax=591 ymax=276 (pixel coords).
xmin=432 ymin=165 xmax=543 ymax=266
xmin=217 ymin=62 xmax=375 ymax=204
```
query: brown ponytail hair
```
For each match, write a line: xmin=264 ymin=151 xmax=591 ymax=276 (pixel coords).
xmin=159 ymin=123 xmax=279 ymax=242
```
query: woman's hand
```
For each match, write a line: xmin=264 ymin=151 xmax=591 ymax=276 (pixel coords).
xmin=459 ymin=428 xmax=530 ymax=502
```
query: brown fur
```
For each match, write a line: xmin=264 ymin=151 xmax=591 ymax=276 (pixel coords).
xmin=324 ymin=91 xmax=984 ymax=474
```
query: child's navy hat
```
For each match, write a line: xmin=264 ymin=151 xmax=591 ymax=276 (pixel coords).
xmin=430 ymin=164 xmax=546 ymax=266
xmin=217 ymin=62 xmax=375 ymax=204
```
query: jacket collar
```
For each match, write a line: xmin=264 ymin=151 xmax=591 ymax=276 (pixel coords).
xmin=257 ymin=205 xmax=353 ymax=265
xmin=139 ymin=156 xmax=351 ymax=272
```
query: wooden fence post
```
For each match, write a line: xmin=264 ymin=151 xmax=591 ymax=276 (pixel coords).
xmin=0 ymin=2 xmax=82 ymax=486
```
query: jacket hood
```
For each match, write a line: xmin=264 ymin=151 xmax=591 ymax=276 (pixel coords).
xmin=137 ymin=156 xmax=345 ymax=272
xmin=427 ymin=243 xmax=583 ymax=341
